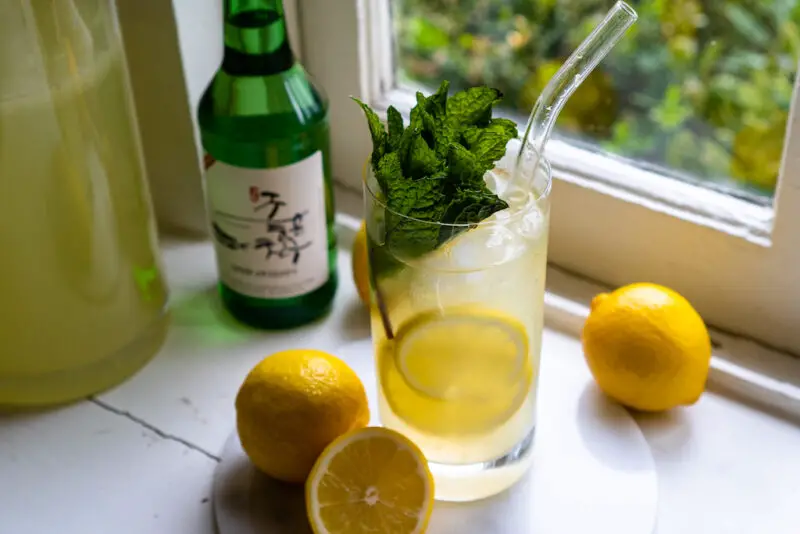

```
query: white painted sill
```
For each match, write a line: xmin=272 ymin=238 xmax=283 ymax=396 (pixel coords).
xmin=333 ymin=184 xmax=800 ymax=422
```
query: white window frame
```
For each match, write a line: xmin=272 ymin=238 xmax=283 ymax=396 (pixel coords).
xmin=293 ymin=0 xmax=800 ymax=355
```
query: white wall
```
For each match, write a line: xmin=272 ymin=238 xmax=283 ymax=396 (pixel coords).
xmin=117 ymin=0 xmax=222 ymax=236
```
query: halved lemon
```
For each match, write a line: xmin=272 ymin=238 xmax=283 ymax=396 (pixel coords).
xmin=381 ymin=307 xmax=533 ymax=435
xmin=306 ymin=427 xmax=434 ymax=534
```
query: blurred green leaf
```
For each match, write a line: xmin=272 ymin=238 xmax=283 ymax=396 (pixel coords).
xmin=700 ymin=139 xmax=733 ymax=178
xmin=665 ymin=129 xmax=700 ymax=170
xmin=723 ymin=4 xmax=770 ymax=48
xmin=719 ymin=52 xmax=769 ymax=75
xmin=770 ymin=0 xmax=797 ymax=26
xmin=651 ymin=86 xmax=692 ymax=129
xmin=698 ymin=41 xmax=723 ymax=78
xmin=408 ymin=17 xmax=450 ymax=51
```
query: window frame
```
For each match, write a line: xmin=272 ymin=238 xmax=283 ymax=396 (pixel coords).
xmin=295 ymin=0 xmax=800 ymax=355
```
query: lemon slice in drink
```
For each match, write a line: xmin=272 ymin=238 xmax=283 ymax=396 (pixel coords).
xmin=384 ymin=307 xmax=532 ymax=435
xmin=306 ymin=427 xmax=434 ymax=534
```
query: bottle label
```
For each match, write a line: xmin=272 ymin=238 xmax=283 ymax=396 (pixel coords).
xmin=205 ymin=152 xmax=329 ymax=299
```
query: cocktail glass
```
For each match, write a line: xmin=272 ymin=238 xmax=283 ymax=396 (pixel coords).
xmin=364 ymin=138 xmax=551 ymax=502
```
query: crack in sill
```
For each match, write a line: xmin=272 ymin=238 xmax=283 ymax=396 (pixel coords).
xmin=89 ymin=397 xmax=221 ymax=463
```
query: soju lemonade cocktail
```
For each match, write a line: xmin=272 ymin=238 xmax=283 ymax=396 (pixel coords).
xmin=358 ymin=83 xmax=551 ymax=502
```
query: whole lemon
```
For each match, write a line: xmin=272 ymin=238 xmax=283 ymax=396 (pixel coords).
xmin=236 ymin=349 xmax=370 ymax=483
xmin=582 ymin=283 xmax=711 ymax=412
xmin=352 ymin=221 xmax=370 ymax=305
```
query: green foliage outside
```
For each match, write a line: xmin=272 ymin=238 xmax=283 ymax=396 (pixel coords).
xmin=395 ymin=0 xmax=800 ymax=199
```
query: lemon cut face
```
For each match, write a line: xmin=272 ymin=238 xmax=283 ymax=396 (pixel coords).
xmin=306 ymin=427 xmax=434 ymax=534
xmin=383 ymin=307 xmax=533 ymax=435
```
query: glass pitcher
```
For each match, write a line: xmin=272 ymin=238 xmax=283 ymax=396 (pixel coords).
xmin=0 ymin=0 xmax=169 ymax=409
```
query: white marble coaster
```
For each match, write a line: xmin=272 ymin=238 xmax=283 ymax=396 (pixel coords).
xmin=214 ymin=340 xmax=658 ymax=534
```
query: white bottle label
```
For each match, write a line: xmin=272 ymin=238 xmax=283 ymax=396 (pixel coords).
xmin=205 ymin=152 xmax=329 ymax=299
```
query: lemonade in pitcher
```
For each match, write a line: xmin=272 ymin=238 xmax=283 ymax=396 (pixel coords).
xmin=0 ymin=1 xmax=168 ymax=407
xmin=356 ymin=82 xmax=551 ymax=501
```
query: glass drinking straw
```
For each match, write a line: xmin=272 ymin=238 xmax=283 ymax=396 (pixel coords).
xmin=511 ymin=1 xmax=638 ymax=195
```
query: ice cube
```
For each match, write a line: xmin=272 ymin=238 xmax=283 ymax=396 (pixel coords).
xmin=488 ymin=138 xmax=549 ymax=206
xmin=414 ymin=217 xmax=521 ymax=273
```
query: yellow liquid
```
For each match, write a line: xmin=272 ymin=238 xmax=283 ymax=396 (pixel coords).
xmin=370 ymin=206 xmax=549 ymax=501
xmin=0 ymin=24 xmax=168 ymax=408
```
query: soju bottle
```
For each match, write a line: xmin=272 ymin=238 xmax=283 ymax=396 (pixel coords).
xmin=199 ymin=0 xmax=338 ymax=329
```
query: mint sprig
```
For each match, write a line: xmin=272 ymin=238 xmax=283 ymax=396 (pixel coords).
xmin=354 ymin=81 xmax=518 ymax=260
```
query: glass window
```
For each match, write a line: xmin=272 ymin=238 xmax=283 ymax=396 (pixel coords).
xmin=394 ymin=0 xmax=799 ymax=202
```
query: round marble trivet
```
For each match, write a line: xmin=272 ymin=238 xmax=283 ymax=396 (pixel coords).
xmin=214 ymin=339 xmax=658 ymax=534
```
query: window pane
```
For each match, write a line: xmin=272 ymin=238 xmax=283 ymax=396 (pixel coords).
xmin=394 ymin=0 xmax=798 ymax=201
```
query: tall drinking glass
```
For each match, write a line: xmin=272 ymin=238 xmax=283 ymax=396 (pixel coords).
xmin=365 ymin=139 xmax=551 ymax=502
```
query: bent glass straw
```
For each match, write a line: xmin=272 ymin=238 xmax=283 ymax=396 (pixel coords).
xmin=511 ymin=1 xmax=638 ymax=194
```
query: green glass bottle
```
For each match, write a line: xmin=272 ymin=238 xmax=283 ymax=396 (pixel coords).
xmin=199 ymin=0 xmax=338 ymax=329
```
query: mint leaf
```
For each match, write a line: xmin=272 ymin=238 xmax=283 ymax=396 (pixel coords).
xmin=445 ymin=87 xmax=502 ymax=128
xmin=433 ymin=121 xmax=458 ymax=159
xmin=408 ymin=94 xmax=426 ymax=131
xmin=461 ymin=126 xmax=482 ymax=148
xmin=354 ymin=84 xmax=516 ymax=262
xmin=385 ymin=171 xmax=446 ymax=218
xmin=387 ymin=106 xmax=404 ymax=151
xmin=447 ymin=143 xmax=489 ymax=187
xmin=408 ymin=134 xmax=442 ymax=179
xmin=374 ymin=151 xmax=402 ymax=195
xmin=486 ymin=118 xmax=518 ymax=140
xmin=426 ymin=80 xmax=450 ymax=118
xmin=438 ymin=187 xmax=508 ymax=245
xmin=462 ymin=119 xmax=517 ymax=163
xmin=414 ymin=84 xmax=456 ymax=158
xmin=413 ymin=92 xmax=439 ymax=149
xmin=470 ymin=118 xmax=519 ymax=164
xmin=353 ymin=98 xmax=387 ymax=167
xmin=385 ymin=173 xmax=448 ymax=257
xmin=398 ymin=124 xmax=421 ymax=176
xmin=446 ymin=188 xmax=508 ymax=225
